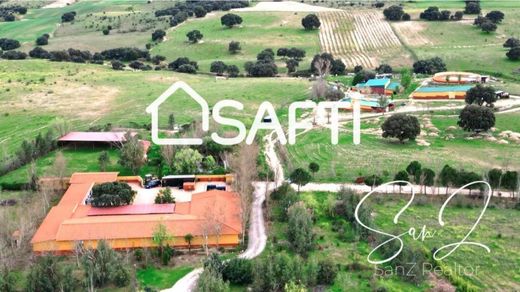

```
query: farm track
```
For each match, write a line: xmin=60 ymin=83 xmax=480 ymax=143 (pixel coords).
xmin=319 ymin=10 xmax=403 ymax=68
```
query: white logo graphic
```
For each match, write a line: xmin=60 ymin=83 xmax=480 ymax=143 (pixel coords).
xmin=146 ymin=81 xmax=209 ymax=145
xmin=147 ymin=81 xmax=362 ymax=146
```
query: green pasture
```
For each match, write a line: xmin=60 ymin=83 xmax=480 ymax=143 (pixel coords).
xmin=137 ymin=266 xmax=194 ymax=290
xmin=0 ymin=60 xmax=310 ymax=157
xmin=152 ymin=11 xmax=321 ymax=73
xmin=286 ymin=113 xmax=520 ymax=183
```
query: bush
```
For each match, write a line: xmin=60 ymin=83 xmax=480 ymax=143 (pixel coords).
xmin=228 ymin=41 xmax=241 ymax=54
xmin=465 ymin=1 xmax=481 ymax=14
xmin=507 ymin=46 xmax=520 ymax=60
xmin=317 ymin=259 xmax=338 ymax=285
xmin=503 ymin=37 xmax=520 ymax=48
xmin=101 ymin=47 xmax=149 ymax=61
xmin=112 ymin=265 xmax=130 ymax=287
xmin=61 ymin=11 xmax=76 ymax=22
xmin=186 ymin=30 xmax=203 ymax=43
xmin=102 ymin=29 xmax=110 ymax=35
xmin=0 ymin=38 xmax=20 ymax=50
xmin=111 ymin=60 xmax=125 ymax=70
xmin=222 ymin=258 xmax=253 ymax=285
xmin=168 ymin=57 xmax=198 ymax=71
xmin=194 ymin=5 xmax=207 ymax=18
xmin=227 ymin=64 xmax=239 ymax=77
xmin=152 ymin=29 xmax=166 ymax=42
xmin=36 ymin=35 xmax=49 ymax=46
xmin=177 ymin=64 xmax=197 ymax=74
xmin=1 ymin=50 xmax=27 ymax=60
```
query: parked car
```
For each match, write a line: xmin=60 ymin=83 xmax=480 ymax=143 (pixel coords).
xmin=145 ymin=179 xmax=161 ymax=189
xmin=496 ymin=90 xmax=510 ymax=99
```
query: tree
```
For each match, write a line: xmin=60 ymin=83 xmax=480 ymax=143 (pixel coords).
xmin=152 ymin=223 xmax=173 ymax=259
xmin=90 ymin=182 xmax=136 ymax=207
xmin=152 ymin=29 xmax=166 ymax=42
xmin=98 ymin=151 xmax=110 ymax=171
xmin=111 ymin=60 xmax=124 ymax=70
xmin=406 ymin=161 xmax=422 ymax=184
xmin=402 ymin=13 xmax=411 ymax=21
xmin=465 ymin=84 xmax=497 ymax=106
xmin=210 ymin=60 xmax=227 ymax=75
xmin=420 ymin=168 xmax=436 ymax=194
xmin=381 ymin=114 xmax=421 ymax=142
xmin=439 ymin=164 xmax=458 ymax=194
xmin=502 ymin=171 xmax=519 ymax=196
xmin=453 ymin=11 xmax=464 ymax=20
xmin=506 ymin=46 xmax=520 ymax=60
xmin=290 ymin=168 xmax=312 ymax=192
xmin=383 ymin=5 xmax=405 ymax=21
xmin=286 ymin=47 xmax=306 ymax=61
xmin=36 ymin=35 xmax=49 ymax=46
xmin=155 ymin=188 xmax=175 ymax=204
xmin=102 ymin=29 xmax=110 ymax=35
xmin=222 ymin=258 xmax=253 ymax=285
xmin=488 ymin=168 xmax=503 ymax=196
xmin=221 ymin=13 xmax=242 ymax=28
xmin=168 ymin=113 xmax=175 ymax=130
xmin=485 ymin=10 xmax=505 ymax=24
xmin=177 ymin=64 xmax=197 ymax=74
xmin=465 ymin=1 xmax=481 ymax=14
xmin=81 ymin=240 xmax=128 ymax=289
xmin=194 ymin=5 xmax=207 ymax=18
xmin=330 ymin=58 xmax=346 ymax=75
xmin=420 ymin=6 xmax=441 ymax=21
xmin=0 ymin=38 xmax=20 ymax=51
xmin=286 ymin=59 xmax=299 ymax=74
xmin=365 ymin=174 xmax=383 ymax=190
xmin=301 ymin=14 xmax=320 ymax=30
xmin=26 ymin=256 xmax=62 ymax=292
xmin=227 ymin=64 xmax=239 ymax=77
xmin=174 ymin=148 xmax=203 ymax=173
xmin=458 ymin=105 xmax=495 ymax=133
xmin=0 ymin=268 xmax=15 ymax=292
xmin=394 ymin=170 xmax=409 ymax=194
xmin=187 ymin=30 xmax=203 ymax=43
xmin=197 ymin=266 xmax=229 ymax=292
xmin=503 ymin=37 xmax=520 ymax=48
xmin=257 ymin=48 xmax=275 ymax=62
xmin=184 ymin=233 xmax=194 ymax=253
xmin=352 ymin=69 xmax=376 ymax=85
xmin=376 ymin=64 xmax=393 ymax=73
xmin=287 ymin=202 xmax=314 ymax=257
xmin=228 ymin=41 xmax=241 ymax=54
xmin=118 ymin=132 xmax=144 ymax=174
xmin=308 ymin=162 xmax=320 ymax=178
xmin=401 ymin=68 xmax=412 ymax=88
xmin=29 ymin=46 xmax=50 ymax=59
xmin=412 ymin=57 xmax=447 ymax=74
xmin=480 ymin=20 xmax=497 ymax=33
xmin=61 ymin=11 xmax=76 ymax=22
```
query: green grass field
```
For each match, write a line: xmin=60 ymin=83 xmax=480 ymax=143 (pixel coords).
xmin=137 ymin=266 xmax=194 ymax=290
xmin=0 ymin=59 xmax=310 ymax=157
xmin=152 ymin=11 xmax=320 ymax=73
xmin=286 ymin=112 xmax=520 ymax=183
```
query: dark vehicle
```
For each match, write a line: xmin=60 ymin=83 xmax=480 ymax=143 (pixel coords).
xmin=206 ymin=184 xmax=226 ymax=191
xmin=162 ymin=175 xmax=196 ymax=188
xmin=496 ymin=90 xmax=510 ymax=99
xmin=145 ymin=179 xmax=161 ymax=189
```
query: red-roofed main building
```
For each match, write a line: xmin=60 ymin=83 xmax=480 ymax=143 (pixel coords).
xmin=31 ymin=173 xmax=242 ymax=253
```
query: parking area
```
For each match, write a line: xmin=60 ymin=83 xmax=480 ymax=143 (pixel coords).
xmin=129 ymin=181 xmax=229 ymax=204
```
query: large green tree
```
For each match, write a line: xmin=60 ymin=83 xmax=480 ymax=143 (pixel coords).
xmin=90 ymin=182 xmax=136 ymax=207
xmin=174 ymin=148 xmax=203 ymax=174
xmin=221 ymin=13 xmax=242 ymax=28
xmin=118 ymin=132 xmax=145 ymax=174
xmin=465 ymin=84 xmax=497 ymax=106
xmin=290 ymin=168 xmax=312 ymax=193
xmin=301 ymin=14 xmax=321 ymax=30
xmin=458 ymin=105 xmax=495 ymax=133
xmin=381 ymin=114 xmax=421 ymax=142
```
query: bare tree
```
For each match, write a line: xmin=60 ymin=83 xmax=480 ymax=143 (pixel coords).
xmin=311 ymin=78 xmax=328 ymax=101
xmin=161 ymin=145 xmax=176 ymax=171
xmin=118 ymin=132 xmax=145 ymax=175
xmin=314 ymin=57 xmax=331 ymax=77
xmin=50 ymin=151 xmax=67 ymax=190
xmin=227 ymin=143 xmax=259 ymax=244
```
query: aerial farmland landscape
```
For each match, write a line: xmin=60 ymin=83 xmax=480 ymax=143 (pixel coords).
xmin=0 ymin=0 xmax=519 ymax=291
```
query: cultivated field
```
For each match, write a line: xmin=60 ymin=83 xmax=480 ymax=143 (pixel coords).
xmin=318 ymin=10 xmax=413 ymax=69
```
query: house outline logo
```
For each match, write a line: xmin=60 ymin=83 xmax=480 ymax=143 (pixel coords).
xmin=146 ymin=81 xmax=209 ymax=145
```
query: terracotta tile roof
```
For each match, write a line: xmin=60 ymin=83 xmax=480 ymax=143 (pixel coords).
xmin=69 ymin=172 xmax=119 ymax=184
xmin=87 ymin=204 xmax=175 ymax=216
xmin=32 ymin=173 xmax=242 ymax=246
